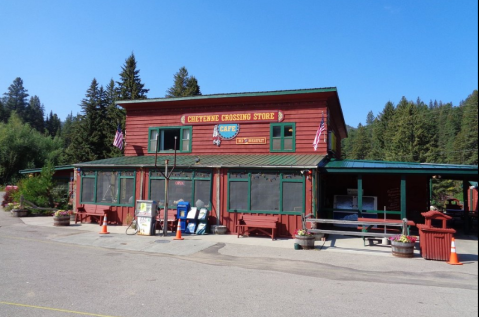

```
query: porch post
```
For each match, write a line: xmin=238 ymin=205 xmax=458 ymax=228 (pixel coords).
xmin=401 ymin=174 xmax=406 ymax=219
xmin=463 ymin=179 xmax=469 ymax=234
xmin=357 ymin=174 xmax=363 ymax=216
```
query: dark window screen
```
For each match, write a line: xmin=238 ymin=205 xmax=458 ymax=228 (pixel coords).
xmin=194 ymin=180 xmax=211 ymax=208
xmin=282 ymin=182 xmax=303 ymax=212
xmin=251 ymin=173 xmax=279 ymax=211
xmin=120 ymin=178 xmax=134 ymax=204
xmin=168 ymin=180 xmax=192 ymax=207
xmin=96 ymin=172 xmax=118 ymax=203
xmin=81 ymin=178 xmax=95 ymax=202
xmin=150 ymin=179 xmax=165 ymax=205
xmin=229 ymin=181 xmax=248 ymax=210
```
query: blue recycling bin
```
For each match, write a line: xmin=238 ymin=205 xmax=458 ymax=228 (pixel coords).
xmin=177 ymin=201 xmax=190 ymax=232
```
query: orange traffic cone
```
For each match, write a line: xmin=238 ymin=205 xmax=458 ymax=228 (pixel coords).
xmin=99 ymin=214 xmax=110 ymax=234
xmin=174 ymin=219 xmax=184 ymax=240
xmin=446 ymin=237 xmax=463 ymax=265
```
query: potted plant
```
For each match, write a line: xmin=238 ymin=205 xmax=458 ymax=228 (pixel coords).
xmin=53 ymin=210 xmax=70 ymax=226
xmin=9 ymin=203 xmax=30 ymax=217
xmin=389 ymin=234 xmax=417 ymax=258
xmin=294 ymin=229 xmax=315 ymax=250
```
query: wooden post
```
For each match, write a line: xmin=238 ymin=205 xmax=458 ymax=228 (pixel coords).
xmin=357 ymin=174 xmax=363 ymax=216
xmin=400 ymin=175 xmax=407 ymax=219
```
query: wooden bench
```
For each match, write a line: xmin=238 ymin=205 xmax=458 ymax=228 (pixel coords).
xmin=75 ymin=204 xmax=111 ymax=225
xmin=237 ymin=215 xmax=279 ymax=240
xmin=306 ymin=218 xmax=415 ymax=246
xmin=156 ymin=209 xmax=178 ymax=231
xmin=357 ymin=217 xmax=415 ymax=234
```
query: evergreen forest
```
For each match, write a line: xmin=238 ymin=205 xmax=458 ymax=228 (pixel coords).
xmin=0 ymin=54 xmax=200 ymax=185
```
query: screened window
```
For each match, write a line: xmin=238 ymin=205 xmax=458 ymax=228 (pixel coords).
xmin=80 ymin=170 xmax=135 ymax=206
xmin=148 ymin=127 xmax=192 ymax=153
xmin=270 ymin=123 xmax=295 ymax=152
xmin=228 ymin=170 xmax=304 ymax=214
xmin=81 ymin=175 xmax=95 ymax=203
xmin=149 ymin=170 xmax=212 ymax=209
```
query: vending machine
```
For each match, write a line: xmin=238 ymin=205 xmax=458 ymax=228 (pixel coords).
xmin=135 ymin=200 xmax=158 ymax=236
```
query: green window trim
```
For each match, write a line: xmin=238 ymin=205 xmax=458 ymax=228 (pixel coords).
xmin=227 ymin=170 xmax=305 ymax=215
xmin=148 ymin=169 xmax=213 ymax=210
xmin=148 ymin=126 xmax=192 ymax=154
xmin=270 ymin=122 xmax=296 ymax=152
xmin=79 ymin=169 xmax=136 ymax=207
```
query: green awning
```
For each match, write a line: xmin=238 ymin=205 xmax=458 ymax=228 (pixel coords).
xmin=74 ymin=154 xmax=327 ymax=169
xmin=321 ymin=159 xmax=478 ymax=179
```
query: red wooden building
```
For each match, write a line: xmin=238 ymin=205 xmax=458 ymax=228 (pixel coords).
xmin=73 ymin=88 xmax=478 ymax=236
xmin=74 ymin=88 xmax=346 ymax=236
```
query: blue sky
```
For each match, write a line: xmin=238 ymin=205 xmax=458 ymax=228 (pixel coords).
xmin=1 ymin=0 xmax=477 ymax=128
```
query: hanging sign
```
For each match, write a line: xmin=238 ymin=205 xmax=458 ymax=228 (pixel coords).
xmin=236 ymin=137 xmax=267 ymax=144
xmin=181 ymin=110 xmax=284 ymax=125
xmin=217 ymin=124 xmax=240 ymax=140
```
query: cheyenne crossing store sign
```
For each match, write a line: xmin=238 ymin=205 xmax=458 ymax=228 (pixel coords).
xmin=181 ymin=110 xmax=284 ymax=125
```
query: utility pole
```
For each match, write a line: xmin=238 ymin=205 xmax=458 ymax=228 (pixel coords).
xmin=154 ymin=135 xmax=177 ymax=236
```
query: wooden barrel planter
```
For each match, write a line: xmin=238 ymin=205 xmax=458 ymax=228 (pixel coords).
xmin=53 ymin=215 xmax=70 ymax=226
xmin=294 ymin=235 xmax=315 ymax=250
xmin=11 ymin=209 xmax=29 ymax=217
xmin=391 ymin=241 xmax=415 ymax=258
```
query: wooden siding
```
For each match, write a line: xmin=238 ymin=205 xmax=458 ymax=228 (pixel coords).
xmin=124 ymin=101 xmax=333 ymax=157
xmin=218 ymin=168 xmax=309 ymax=238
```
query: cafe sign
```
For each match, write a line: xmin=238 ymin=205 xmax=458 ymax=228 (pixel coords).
xmin=217 ymin=124 xmax=240 ymax=140
xmin=181 ymin=110 xmax=284 ymax=125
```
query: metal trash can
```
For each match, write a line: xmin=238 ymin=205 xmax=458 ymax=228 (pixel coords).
xmin=417 ymin=210 xmax=455 ymax=261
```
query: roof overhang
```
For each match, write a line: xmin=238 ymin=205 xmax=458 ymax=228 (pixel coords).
xmin=73 ymin=154 xmax=327 ymax=170
xmin=320 ymin=159 xmax=478 ymax=180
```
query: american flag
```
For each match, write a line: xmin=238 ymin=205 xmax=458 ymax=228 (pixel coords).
xmin=313 ymin=114 xmax=326 ymax=151
xmin=113 ymin=124 xmax=123 ymax=150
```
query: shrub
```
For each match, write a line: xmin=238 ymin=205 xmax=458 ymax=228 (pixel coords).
xmin=1 ymin=187 xmax=18 ymax=207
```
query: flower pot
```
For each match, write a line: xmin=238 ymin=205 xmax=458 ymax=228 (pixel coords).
xmin=53 ymin=215 xmax=70 ymax=226
xmin=11 ymin=209 xmax=29 ymax=217
xmin=211 ymin=225 xmax=227 ymax=234
xmin=294 ymin=235 xmax=315 ymax=250
xmin=391 ymin=240 xmax=415 ymax=258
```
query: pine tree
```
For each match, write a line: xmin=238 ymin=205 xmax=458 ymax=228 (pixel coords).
xmin=116 ymin=53 xmax=149 ymax=100
xmin=0 ymin=99 xmax=6 ymax=123
xmin=166 ymin=67 xmax=201 ymax=98
xmin=350 ymin=124 xmax=371 ymax=160
xmin=453 ymin=90 xmax=478 ymax=165
xmin=45 ymin=111 xmax=62 ymax=137
xmin=3 ymin=77 xmax=29 ymax=121
xmin=371 ymin=101 xmax=396 ymax=160
xmin=25 ymin=95 xmax=45 ymax=132
xmin=64 ymin=79 xmax=103 ymax=163
xmin=104 ymin=79 xmax=125 ymax=157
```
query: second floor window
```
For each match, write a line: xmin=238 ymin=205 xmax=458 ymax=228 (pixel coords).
xmin=270 ymin=123 xmax=295 ymax=152
xmin=148 ymin=127 xmax=192 ymax=153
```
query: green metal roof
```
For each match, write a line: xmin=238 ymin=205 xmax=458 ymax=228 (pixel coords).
xmin=74 ymin=154 xmax=327 ymax=169
xmin=116 ymin=87 xmax=338 ymax=105
xmin=321 ymin=159 xmax=478 ymax=177
xmin=19 ymin=165 xmax=74 ymax=174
